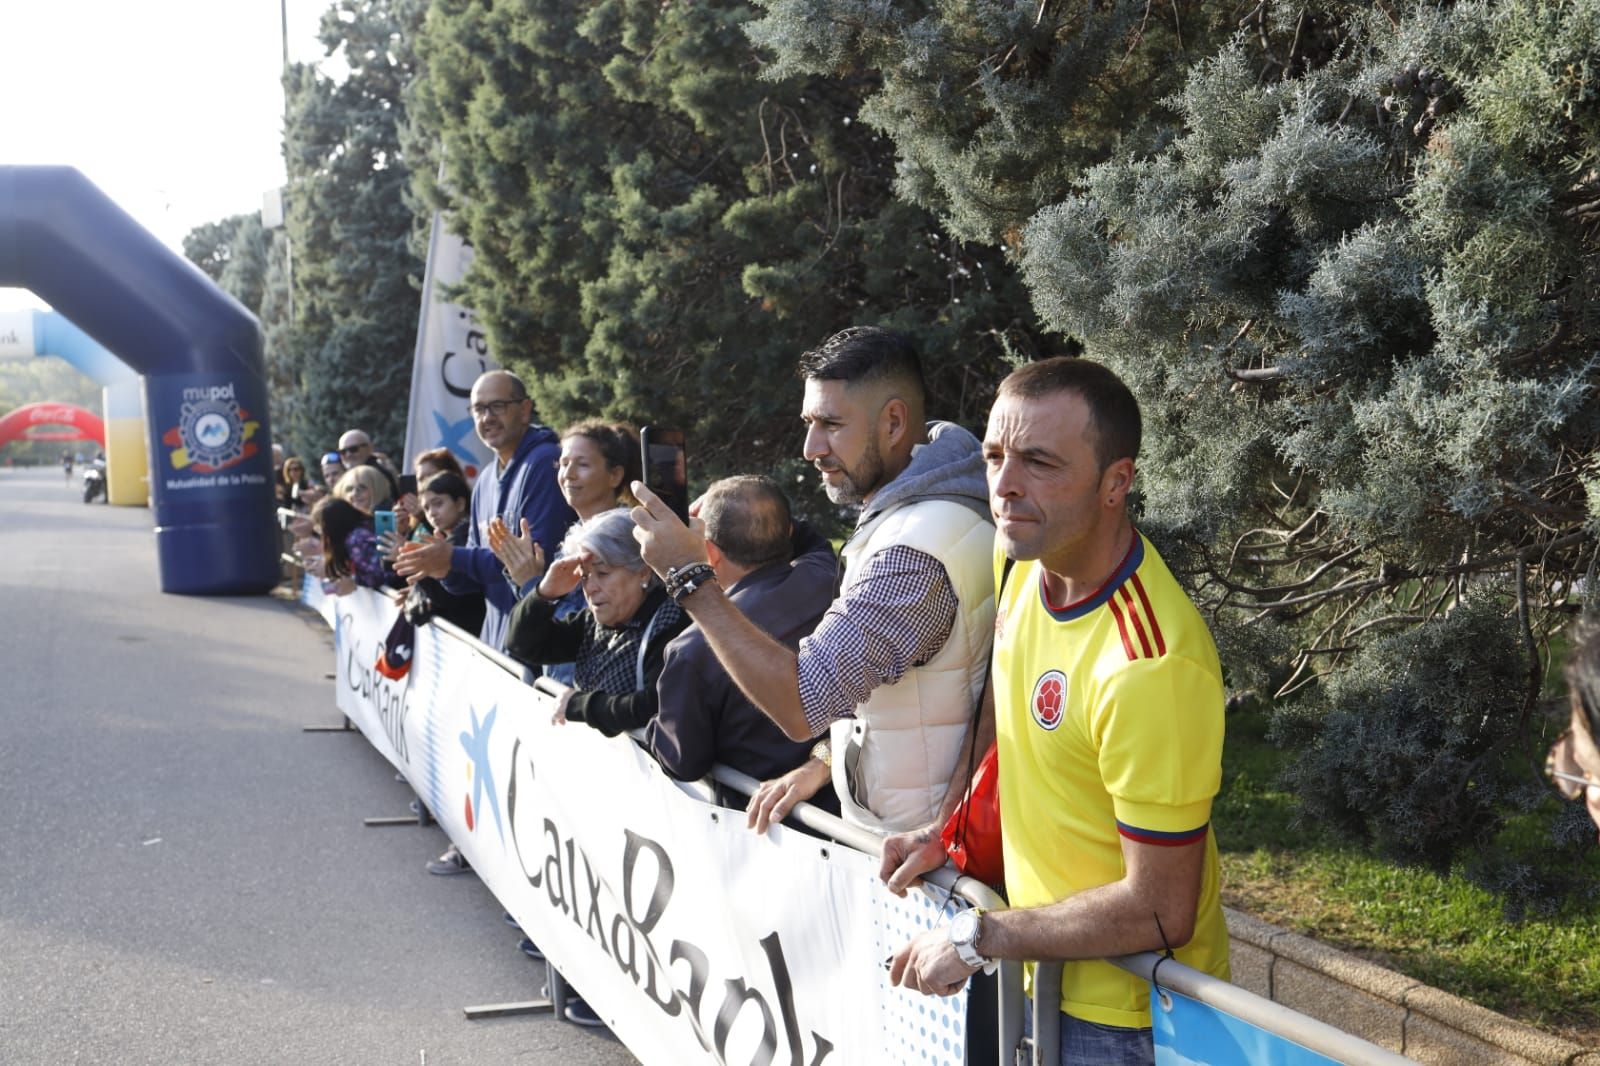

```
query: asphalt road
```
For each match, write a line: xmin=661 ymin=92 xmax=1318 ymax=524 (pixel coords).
xmin=0 ymin=466 xmax=638 ymax=1066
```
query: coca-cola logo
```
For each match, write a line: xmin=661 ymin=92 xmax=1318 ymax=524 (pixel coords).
xmin=29 ymin=405 xmax=77 ymax=424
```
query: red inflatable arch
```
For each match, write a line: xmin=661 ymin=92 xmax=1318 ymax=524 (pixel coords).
xmin=0 ymin=402 xmax=105 ymax=450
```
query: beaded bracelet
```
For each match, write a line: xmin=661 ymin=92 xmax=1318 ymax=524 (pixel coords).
xmin=665 ymin=561 xmax=716 ymax=602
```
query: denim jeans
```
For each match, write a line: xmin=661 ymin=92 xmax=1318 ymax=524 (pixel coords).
xmin=1026 ymin=1002 xmax=1154 ymax=1066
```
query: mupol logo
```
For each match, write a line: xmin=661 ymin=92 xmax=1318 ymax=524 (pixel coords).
xmin=162 ymin=381 xmax=259 ymax=475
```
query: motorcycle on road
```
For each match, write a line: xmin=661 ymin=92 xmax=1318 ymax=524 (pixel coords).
xmin=82 ymin=459 xmax=107 ymax=504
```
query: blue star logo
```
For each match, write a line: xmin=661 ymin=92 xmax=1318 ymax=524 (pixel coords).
xmin=433 ymin=411 xmax=478 ymax=467
xmin=460 ymin=704 xmax=505 ymax=844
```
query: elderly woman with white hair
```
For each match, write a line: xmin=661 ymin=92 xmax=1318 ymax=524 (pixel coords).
xmin=501 ymin=507 xmax=692 ymax=736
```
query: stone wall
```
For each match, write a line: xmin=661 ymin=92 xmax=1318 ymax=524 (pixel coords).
xmin=1225 ymin=909 xmax=1598 ymax=1065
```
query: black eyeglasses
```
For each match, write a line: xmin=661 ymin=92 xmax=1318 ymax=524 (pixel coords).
xmin=1545 ymin=729 xmax=1600 ymax=801
xmin=470 ymin=399 xmax=524 ymax=419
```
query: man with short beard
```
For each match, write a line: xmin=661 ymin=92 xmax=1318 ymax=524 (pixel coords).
xmin=632 ymin=327 xmax=994 ymax=835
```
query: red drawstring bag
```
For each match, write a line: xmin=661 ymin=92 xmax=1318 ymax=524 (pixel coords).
xmin=940 ymin=741 xmax=1004 ymax=888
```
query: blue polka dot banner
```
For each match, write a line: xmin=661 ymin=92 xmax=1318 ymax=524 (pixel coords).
xmin=873 ymin=879 xmax=970 ymax=1066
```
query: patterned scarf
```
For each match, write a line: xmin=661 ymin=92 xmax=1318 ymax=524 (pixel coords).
xmin=573 ymin=590 xmax=684 ymax=696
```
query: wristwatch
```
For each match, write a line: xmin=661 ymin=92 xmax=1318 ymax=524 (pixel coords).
xmin=949 ymin=908 xmax=997 ymax=973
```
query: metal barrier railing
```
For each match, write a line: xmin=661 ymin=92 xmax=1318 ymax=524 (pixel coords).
xmin=295 ymin=568 xmax=1415 ymax=1065
xmin=700 ymin=760 xmax=1028 ymax=1065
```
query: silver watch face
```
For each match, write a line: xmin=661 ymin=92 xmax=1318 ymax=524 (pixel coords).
xmin=950 ymin=910 xmax=979 ymax=945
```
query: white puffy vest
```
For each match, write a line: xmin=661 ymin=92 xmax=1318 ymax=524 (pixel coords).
xmin=830 ymin=498 xmax=996 ymax=832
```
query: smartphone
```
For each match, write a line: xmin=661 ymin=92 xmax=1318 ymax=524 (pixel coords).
xmin=397 ymin=474 xmax=418 ymax=498
xmin=373 ymin=509 xmax=398 ymax=538
xmin=640 ymin=427 xmax=689 ymax=524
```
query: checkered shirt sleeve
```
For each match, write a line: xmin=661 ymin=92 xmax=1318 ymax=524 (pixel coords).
xmin=796 ymin=545 xmax=958 ymax=738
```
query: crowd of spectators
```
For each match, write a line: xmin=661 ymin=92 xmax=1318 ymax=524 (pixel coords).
xmin=272 ymin=331 xmax=1264 ymax=1063
xmin=275 ymin=336 xmax=1209 ymax=1049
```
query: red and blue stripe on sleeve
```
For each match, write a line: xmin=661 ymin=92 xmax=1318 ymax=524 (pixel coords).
xmin=1116 ymin=820 xmax=1209 ymax=847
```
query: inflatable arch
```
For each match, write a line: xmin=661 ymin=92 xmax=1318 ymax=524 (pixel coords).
xmin=0 ymin=166 xmax=279 ymax=594
xmin=0 ymin=402 xmax=105 ymax=449
xmin=0 ymin=309 xmax=148 ymax=504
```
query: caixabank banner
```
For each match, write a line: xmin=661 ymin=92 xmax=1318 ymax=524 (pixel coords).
xmin=146 ymin=373 xmax=270 ymax=499
xmin=329 ymin=587 xmax=973 ymax=1066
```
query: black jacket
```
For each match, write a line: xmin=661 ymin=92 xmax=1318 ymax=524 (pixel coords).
xmin=415 ymin=523 xmax=486 ymax=635
xmin=504 ymin=585 xmax=690 ymax=737
xmin=646 ymin=523 xmax=841 ymax=811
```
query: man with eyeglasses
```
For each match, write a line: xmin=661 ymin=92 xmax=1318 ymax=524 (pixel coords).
xmin=336 ymin=428 xmax=401 ymax=501
xmin=394 ymin=369 xmax=573 ymax=652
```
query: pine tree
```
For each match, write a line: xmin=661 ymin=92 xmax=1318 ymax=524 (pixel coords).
xmin=406 ymin=0 xmax=1058 ymax=501
xmin=754 ymin=1 xmax=1600 ymax=881
xmin=279 ymin=0 xmax=427 ymax=460
xmin=183 ymin=213 xmax=275 ymax=314
xmin=183 ymin=213 xmax=298 ymax=455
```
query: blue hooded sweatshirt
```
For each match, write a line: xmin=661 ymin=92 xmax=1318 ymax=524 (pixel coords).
xmin=443 ymin=423 xmax=575 ymax=650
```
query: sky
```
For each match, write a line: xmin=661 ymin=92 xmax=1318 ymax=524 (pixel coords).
xmin=1 ymin=0 xmax=339 ymax=312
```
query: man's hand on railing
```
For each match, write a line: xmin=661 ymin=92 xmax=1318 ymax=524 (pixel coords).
xmin=745 ymin=757 xmax=830 ymax=834
xmin=879 ymin=825 xmax=949 ymax=897
xmin=888 ymin=929 xmax=975 ymax=998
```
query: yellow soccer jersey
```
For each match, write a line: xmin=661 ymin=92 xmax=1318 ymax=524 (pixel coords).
xmin=993 ymin=531 xmax=1230 ymax=1028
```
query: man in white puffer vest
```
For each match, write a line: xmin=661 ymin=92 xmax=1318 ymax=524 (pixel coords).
xmin=630 ymin=326 xmax=995 ymax=834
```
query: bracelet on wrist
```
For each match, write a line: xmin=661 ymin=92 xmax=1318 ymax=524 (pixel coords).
xmin=664 ymin=561 xmax=716 ymax=603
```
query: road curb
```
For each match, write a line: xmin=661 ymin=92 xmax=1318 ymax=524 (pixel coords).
xmin=1225 ymin=907 xmax=1593 ymax=1064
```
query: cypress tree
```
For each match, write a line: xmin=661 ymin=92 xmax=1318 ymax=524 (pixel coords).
xmin=279 ymin=0 xmax=427 ymax=460
xmin=753 ymin=0 xmax=1600 ymax=881
xmin=406 ymin=0 xmax=1058 ymax=496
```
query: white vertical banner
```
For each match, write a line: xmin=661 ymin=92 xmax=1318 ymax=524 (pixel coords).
xmin=402 ymin=212 xmax=497 ymax=480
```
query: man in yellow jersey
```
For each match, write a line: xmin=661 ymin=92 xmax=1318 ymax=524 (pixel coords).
xmin=885 ymin=357 xmax=1228 ymax=1064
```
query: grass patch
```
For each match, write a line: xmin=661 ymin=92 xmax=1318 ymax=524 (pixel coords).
xmin=1216 ymin=704 xmax=1600 ymax=1045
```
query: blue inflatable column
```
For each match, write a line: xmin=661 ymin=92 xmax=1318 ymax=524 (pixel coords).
xmin=0 ymin=165 xmax=280 ymax=594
